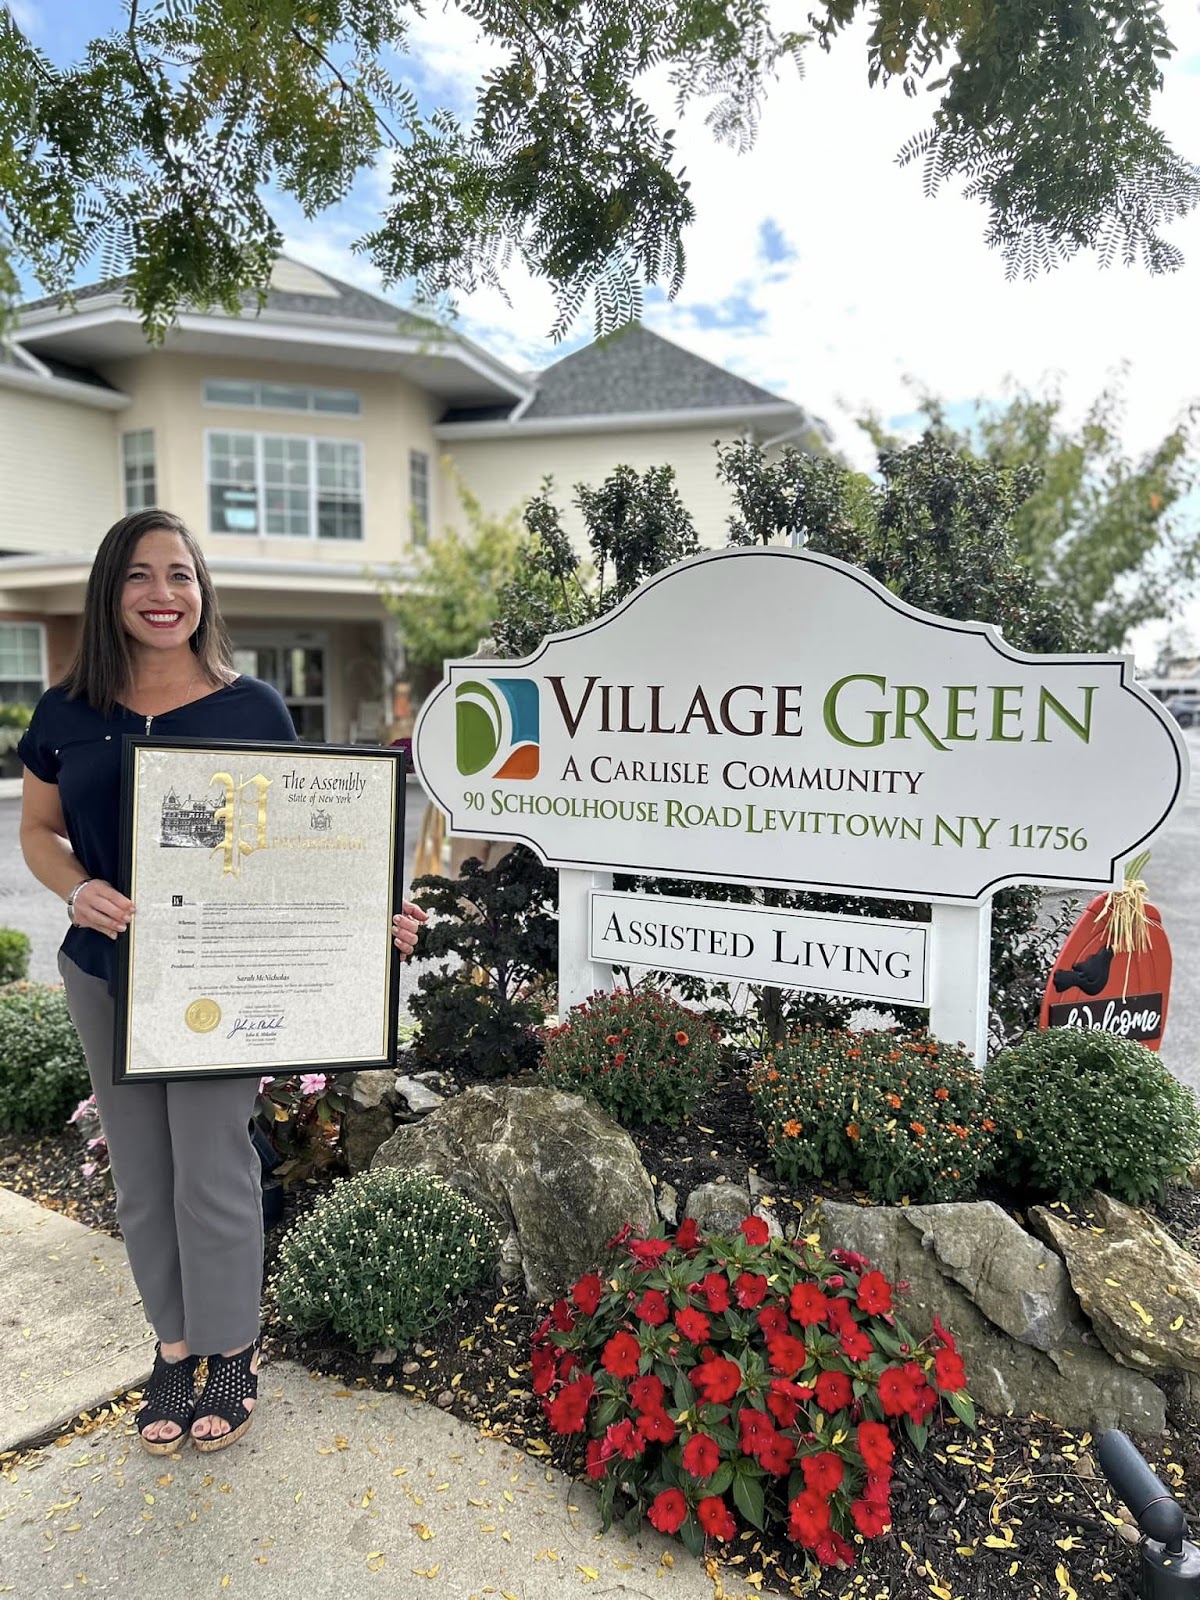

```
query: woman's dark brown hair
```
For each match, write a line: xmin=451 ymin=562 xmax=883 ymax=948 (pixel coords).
xmin=63 ymin=509 xmax=233 ymax=714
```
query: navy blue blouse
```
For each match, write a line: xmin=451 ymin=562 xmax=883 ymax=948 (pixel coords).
xmin=18 ymin=677 xmax=297 ymax=988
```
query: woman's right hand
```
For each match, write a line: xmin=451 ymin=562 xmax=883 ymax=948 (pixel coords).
xmin=70 ymin=879 xmax=135 ymax=940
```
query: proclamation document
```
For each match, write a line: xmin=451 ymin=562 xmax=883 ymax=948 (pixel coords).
xmin=114 ymin=738 xmax=406 ymax=1082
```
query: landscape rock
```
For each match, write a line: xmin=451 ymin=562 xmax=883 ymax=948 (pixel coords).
xmin=685 ymin=1182 xmax=752 ymax=1235
xmin=394 ymin=1075 xmax=447 ymax=1115
xmin=1186 ymin=1160 xmax=1200 ymax=1189
xmin=348 ymin=1069 xmax=400 ymax=1111
xmin=657 ymin=1182 xmax=679 ymax=1226
xmin=372 ymin=1085 xmax=655 ymax=1299
xmin=341 ymin=1103 xmax=396 ymax=1174
xmin=1030 ymin=1193 xmax=1200 ymax=1376
xmin=820 ymin=1200 xmax=1166 ymax=1436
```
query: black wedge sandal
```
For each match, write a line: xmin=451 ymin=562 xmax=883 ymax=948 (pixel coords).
xmin=191 ymin=1341 xmax=259 ymax=1452
xmin=136 ymin=1346 xmax=200 ymax=1456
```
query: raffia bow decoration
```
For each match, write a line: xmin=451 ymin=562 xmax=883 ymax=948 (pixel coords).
xmin=1099 ymin=851 xmax=1154 ymax=997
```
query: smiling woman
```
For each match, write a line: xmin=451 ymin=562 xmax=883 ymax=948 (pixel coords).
xmin=14 ymin=508 xmax=427 ymax=1458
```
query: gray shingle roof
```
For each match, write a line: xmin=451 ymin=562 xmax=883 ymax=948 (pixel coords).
xmin=20 ymin=260 xmax=431 ymax=334
xmin=517 ymin=324 xmax=793 ymax=420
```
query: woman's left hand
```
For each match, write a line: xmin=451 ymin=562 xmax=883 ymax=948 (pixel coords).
xmin=392 ymin=900 xmax=428 ymax=960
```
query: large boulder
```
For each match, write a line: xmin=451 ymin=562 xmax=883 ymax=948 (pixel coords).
xmin=820 ymin=1200 xmax=1165 ymax=1436
xmin=1030 ymin=1193 xmax=1200 ymax=1376
xmin=684 ymin=1182 xmax=782 ymax=1240
xmin=372 ymin=1085 xmax=655 ymax=1300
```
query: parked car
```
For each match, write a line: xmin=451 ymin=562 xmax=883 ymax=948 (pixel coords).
xmin=1165 ymin=695 xmax=1199 ymax=729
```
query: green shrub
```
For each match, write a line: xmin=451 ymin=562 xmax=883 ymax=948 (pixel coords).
xmin=0 ymin=983 xmax=90 ymax=1134
xmin=749 ymin=1029 xmax=995 ymax=1205
xmin=0 ymin=703 xmax=32 ymax=756
xmin=542 ymin=987 xmax=723 ymax=1126
xmin=270 ymin=1168 xmax=500 ymax=1352
xmin=0 ymin=928 xmax=31 ymax=984
xmin=986 ymin=1028 xmax=1200 ymax=1206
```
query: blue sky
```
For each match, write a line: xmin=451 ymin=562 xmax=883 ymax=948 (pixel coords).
xmin=9 ymin=0 xmax=1200 ymax=624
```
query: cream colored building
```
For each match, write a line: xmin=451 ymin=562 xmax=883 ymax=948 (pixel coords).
xmin=0 ymin=258 xmax=818 ymax=741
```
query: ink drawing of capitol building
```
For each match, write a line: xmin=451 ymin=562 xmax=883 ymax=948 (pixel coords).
xmin=159 ymin=789 xmax=224 ymax=849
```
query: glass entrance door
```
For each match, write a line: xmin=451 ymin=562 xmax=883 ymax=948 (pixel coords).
xmin=232 ymin=641 xmax=327 ymax=741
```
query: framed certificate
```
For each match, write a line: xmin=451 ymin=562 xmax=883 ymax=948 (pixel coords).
xmin=113 ymin=738 xmax=407 ymax=1083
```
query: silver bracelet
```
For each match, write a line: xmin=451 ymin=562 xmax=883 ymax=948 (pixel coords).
xmin=66 ymin=879 xmax=93 ymax=925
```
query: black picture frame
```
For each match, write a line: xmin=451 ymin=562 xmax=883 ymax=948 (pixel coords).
xmin=113 ymin=736 xmax=407 ymax=1083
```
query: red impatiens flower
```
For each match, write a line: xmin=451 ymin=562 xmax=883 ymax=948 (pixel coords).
xmin=856 ymin=1420 xmax=895 ymax=1473
xmin=601 ymin=1331 xmax=642 ymax=1379
xmin=856 ymin=1270 xmax=893 ymax=1317
xmin=757 ymin=1303 xmax=790 ymax=1339
xmin=629 ymin=1237 xmax=672 ymax=1268
xmin=675 ymin=1305 xmax=712 ymax=1344
xmin=907 ymin=1374 xmax=939 ymax=1425
xmin=877 ymin=1365 xmax=917 ymax=1417
xmin=697 ymin=1495 xmax=737 ymax=1541
xmin=633 ymin=1288 xmax=669 ymax=1326
xmin=840 ymin=1326 xmax=874 ymax=1363
xmin=549 ymin=1299 xmax=576 ymax=1333
xmin=605 ymin=1419 xmax=644 ymax=1460
xmin=830 ymin=1247 xmax=871 ymax=1274
xmin=737 ymin=1408 xmax=776 ymax=1452
xmin=816 ymin=1531 xmax=857 ymax=1570
xmin=825 ymin=1296 xmax=855 ymax=1334
xmin=734 ymin=1271 xmax=769 ymax=1309
xmin=639 ymin=1407 xmax=677 ymax=1445
xmin=544 ymin=1375 xmax=595 ymax=1434
xmin=757 ymin=1432 xmax=796 ymax=1477
xmin=531 ymin=1344 xmax=557 ymax=1395
xmin=767 ymin=1332 xmax=808 ymax=1377
xmin=739 ymin=1216 xmax=770 ymax=1246
xmin=572 ymin=1273 xmax=603 ymax=1316
xmin=767 ymin=1377 xmax=815 ymax=1428
xmin=675 ymin=1218 xmax=701 ymax=1251
xmin=788 ymin=1488 xmax=832 ymax=1550
xmin=696 ymin=1272 xmax=731 ymax=1313
xmin=934 ymin=1346 xmax=969 ymax=1393
xmin=789 ymin=1282 xmax=829 ymax=1328
xmin=691 ymin=1357 xmax=742 ymax=1405
xmin=628 ymin=1374 xmax=665 ymax=1414
xmin=814 ymin=1370 xmax=854 ymax=1413
xmin=865 ymin=1467 xmax=893 ymax=1504
xmin=587 ymin=1438 xmax=613 ymax=1479
xmin=801 ymin=1451 xmax=845 ymax=1497
xmin=851 ymin=1495 xmax=892 ymax=1537
xmin=932 ymin=1313 xmax=959 ymax=1352
xmin=648 ymin=1488 xmax=688 ymax=1535
xmin=682 ymin=1432 xmax=721 ymax=1479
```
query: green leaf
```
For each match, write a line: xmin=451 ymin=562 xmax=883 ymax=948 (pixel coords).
xmin=732 ymin=1468 xmax=765 ymax=1530
xmin=679 ymin=1514 xmax=705 ymax=1559
xmin=707 ymin=1461 xmax=735 ymax=1498
xmin=904 ymin=1417 xmax=930 ymax=1453
xmin=947 ymin=1390 xmax=976 ymax=1431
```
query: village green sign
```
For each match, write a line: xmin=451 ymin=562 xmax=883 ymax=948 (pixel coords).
xmin=414 ymin=549 xmax=1188 ymax=904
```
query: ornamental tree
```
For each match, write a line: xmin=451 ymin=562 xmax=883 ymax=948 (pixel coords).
xmin=1 ymin=2 xmax=1195 ymax=337
xmin=534 ymin=1215 xmax=973 ymax=1570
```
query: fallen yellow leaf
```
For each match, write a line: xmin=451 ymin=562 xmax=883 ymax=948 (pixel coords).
xmin=1128 ymin=1300 xmax=1153 ymax=1326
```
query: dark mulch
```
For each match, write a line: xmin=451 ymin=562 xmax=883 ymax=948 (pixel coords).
xmin=5 ymin=1071 xmax=1200 ymax=1599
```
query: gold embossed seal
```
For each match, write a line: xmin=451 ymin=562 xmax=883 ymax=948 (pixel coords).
xmin=185 ymin=998 xmax=221 ymax=1034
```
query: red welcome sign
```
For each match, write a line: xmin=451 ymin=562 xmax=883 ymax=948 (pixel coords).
xmin=1040 ymin=883 xmax=1172 ymax=1051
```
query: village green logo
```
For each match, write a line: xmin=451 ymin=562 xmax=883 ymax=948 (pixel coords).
xmin=456 ymin=678 xmax=540 ymax=779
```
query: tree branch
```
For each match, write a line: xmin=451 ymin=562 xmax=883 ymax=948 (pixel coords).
xmin=289 ymin=25 xmax=404 ymax=149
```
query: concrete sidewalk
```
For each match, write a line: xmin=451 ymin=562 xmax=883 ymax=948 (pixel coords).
xmin=0 ymin=1187 xmax=155 ymax=1455
xmin=0 ymin=1364 xmax=725 ymax=1600
xmin=0 ymin=1186 xmax=730 ymax=1599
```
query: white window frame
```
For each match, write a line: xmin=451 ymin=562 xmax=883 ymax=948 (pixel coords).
xmin=205 ymin=429 xmax=366 ymax=542
xmin=409 ymin=447 xmax=432 ymax=547
xmin=120 ymin=428 xmax=157 ymax=513
xmin=202 ymin=379 xmax=362 ymax=416
xmin=0 ymin=620 xmax=48 ymax=704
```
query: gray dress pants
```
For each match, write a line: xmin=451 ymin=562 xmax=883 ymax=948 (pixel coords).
xmin=59 ymin=950 xmax=263 ymax=1355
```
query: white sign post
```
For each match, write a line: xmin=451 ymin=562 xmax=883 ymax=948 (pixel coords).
xmin=414 ymin=549 xmax=1188 ymax=1065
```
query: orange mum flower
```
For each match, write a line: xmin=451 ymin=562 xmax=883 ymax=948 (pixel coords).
xmin=783 ymin=1119 xmax=803 ymax=1138
xmin=885 ymin=1093 xmax=902 ymax=1109
xmin=846 ymin=1122 xmax=860 ymax=1141
xmin=934 ymin=1087 xmax=950 ymax=1100
xmin=675 ymin=1031 xmax=689 ymax=1046
xmin=910 ymin=1121 xmax=926 ymax=1137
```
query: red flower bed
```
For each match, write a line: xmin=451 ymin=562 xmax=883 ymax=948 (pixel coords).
xmin=532 ymin=1217 xmax=973 ymax=1572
